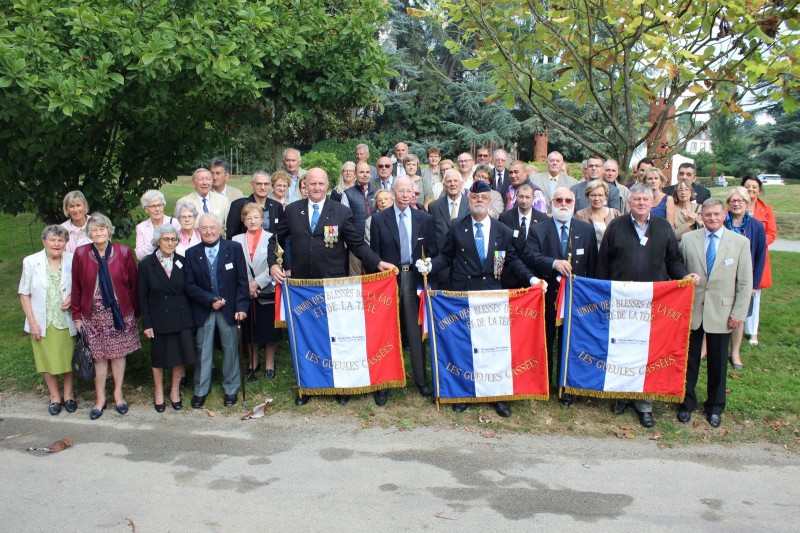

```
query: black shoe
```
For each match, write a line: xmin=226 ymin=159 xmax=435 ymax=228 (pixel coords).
xmin=374 ymin=390 xmax=388 ymax=406
xmin=708 ymin=413 xmax=722 ymax=428
xmin=180 ymin=376 xmax=187 ymax=388
xmin=48 ymin=402 xmax=62 ymax=416
xmin=613 ymin=400 xmax=628 ymax=415
xmin=191 ymin=395 xmax=206 ymax=409
xmin=223 ymin=394 xmax=237 ymax=407
xmin=637 ymin=410 xmax=655 ymax=428
xmin=559 ymin=394 xmax=573 ymax=407
xmin=154 ymin=402 xmax=166 ymax=413
xmin=417 ymin=385 xmax=433 ymax=397
xmin=336 ymin=395 xmax=350 ymax=406
xmin=115 ymin=402 xmax=129 ymax=415
xmin=295 ymin=395 xmax=309 ymax=406
xmin=171 ymin=399 xmax=183 ymax=411
xmin=452 ymin=403 xmax=467 ymax=413
xmin=265 ymin=368 xmax=276 ymax=379
xmin=246 ymin=370 xmax=257 ymax=383
xmin=677 ymin=408 xmax=691 ymax=423
xmin=63 ymin=399 xmax=77 ymax=413
xmin=494 ymin=402 xmax=512 ymax=417
xmin=89 ymin=403 xmax=107 ymax=420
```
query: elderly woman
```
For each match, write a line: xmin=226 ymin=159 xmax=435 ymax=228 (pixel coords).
xmin=672 ymin=179 xmax=703 ymax=241
xmin=742 ymin=176 xmax=777 ymax=347
xmin=270 ymin=170 xmax=291 ymax=206
xmin=138 ymin=225 xmax=194 ymax=412
xmin=331 ymin=161 xmax=357 ymax=202
xmin=174 ymin=200 xmax=202 ymax=256
xmin=473 ymin=164 xmax=505 ymax=218
xmin=135 ymin=190 xmax=180 ymax=260
xmin=60 ymin=191 xmax=92 ymax=253
xmin=403 ymin=154 xmax=434 ymax=205
xmin=19 ymin=225 xmax=77 ymax=415
xmin=365 ymin=189 xmax=394 ymax=246
xmin=642 ymin=167 xmax=675 ymax=225
xmin=232 ymin=204 xmax=282 ymax=380
xmin=725 ymin=187 xmax=767 ymax=369
xmin=71 ymin=213 xmax=140 ymax=420
xmin=575 ymin=179 xmax=620 ymax=248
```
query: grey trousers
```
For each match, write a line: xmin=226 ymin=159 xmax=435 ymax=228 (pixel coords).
xmin=194 ymin=311 xmax=241 ymax=396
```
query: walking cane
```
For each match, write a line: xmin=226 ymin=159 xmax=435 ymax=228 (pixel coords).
xmin=237 ymin=320 xmax=247 ymax=408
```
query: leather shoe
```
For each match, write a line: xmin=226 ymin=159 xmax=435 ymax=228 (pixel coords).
xmin=48 ymin=402 xmax=62 ymax=416
xmin=374 ymin=390 xmax=388 ymax=406
xmin=64 ymin=399 xmax=77 ymax=413
xmin=265 ymin=368 xmax=276 ymax=379
xmin=295 ymin=395 xmax=309 ymax=406
xmin=708 ymin=413 xmax=722 ymax=428
xmin=637 ymin=410 xmax=655 ymax=428
xmin=494 ymin=402 xmax=512 ymax=417
xmin=223 ymin=394 xmax=237 ymax=407
xmin=171 ymin=399 xmax=183 ymax=411
xmin=677 ymin=409 xmax=691 ymax=423
xmin=191 ymin=395 xmax=206 ymax=409
xmin=613 ymin=400 xmax=628 ymax=415
xmin=452 ymin=403 xmax=467 ymax=413
xmin=154 ymin=402 xmax=166 ymax=413
xmin=89 ymin=403 xmax=106 ymax=420
xmin=559 ymin=394 xmax=573 ymax=407
xmin=336 ymin=394 xmax=350 ymax=406
xmin=246 ymin=369 xmax=257 ymax=383
xmin=115 ymin=402 xmax=129 ymax=415
xmin=417 ymin=385 xmax=433 ymax=397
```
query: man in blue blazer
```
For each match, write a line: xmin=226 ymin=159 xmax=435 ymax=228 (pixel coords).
xmin=184 ymin=213 xmax=249 ymax=409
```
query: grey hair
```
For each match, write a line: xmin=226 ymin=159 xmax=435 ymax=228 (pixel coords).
xmin=355 ymin=143 xmax=370 ymax=153
xmin=88 ymin=212 xmax=115 ymax=236
xmin=702 ymin=198 xmax=725 ymax=211
xmin=628 ymin=183 xmax=654 ymax=199
xmin=41 ymin=224 xmax=69 ymax=242
xmin=209 ymin=157 xmax=230 ymax=174
xmin=282 ymin=148 xmax=301 ymax=160
xmin=62 ymin=190 xmax=89 ymax=216
xmin=192 ymin=168 xmax=211 ymax=181
xmin=174 ymin=200 xmax=198 ymax=219
xmin=726 ymin=186 xmax=749 ymax=204
xmin=151 ymin=223 xmax=178 ymax=246
xmin=197 ymin=212 xmax=222 ymax=228
xmin=402 ymin=154 xmax=419 ymax=166
xmin=251 ymin=170 xmax=271 ymax=181
xmin=442 ymin=168 xmax=462 ymax=182
xmin=140 ymin=189 xmax=166 ymax=209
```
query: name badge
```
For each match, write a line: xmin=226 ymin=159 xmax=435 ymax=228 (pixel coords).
xmin=225 ymin=262 xmax=233 ymax=270
xmin=175 ymin=260 xmax=183 ymax=269
xmin=724 ymin=258 xmax=734 ymax=266
xmin=576 ymin=248 xmax=584 ymax=256
xmin=513 ymin=230 xmax=519 ymax=238
xmin=640 ymin=237 xmax=648 ymax=246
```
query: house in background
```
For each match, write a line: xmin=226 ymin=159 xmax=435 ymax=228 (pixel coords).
xmin=685 ymin=130 xmax=712 ymax=154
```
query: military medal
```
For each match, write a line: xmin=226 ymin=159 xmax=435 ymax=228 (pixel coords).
xmin=493 ymin=250 xmax=505 ymax=280
xmin=324 ymin=225 xmax=339 ymax=248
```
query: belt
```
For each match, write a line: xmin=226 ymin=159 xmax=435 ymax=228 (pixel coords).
xmin=400 ymin=265 xmax=411 ymax=272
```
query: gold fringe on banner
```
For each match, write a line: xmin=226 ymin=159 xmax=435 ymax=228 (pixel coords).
xmin=436 ymin=394 xmax=549 ymax=404
xmin=299 ymin=379 xmax=406 ymax=397
xmin=562 ymin=387 xmax=683 ymax=403
xmin=274 ymin=320 xmax=287 ymax=328
xmin=285 ymin=270 xmax=393 ymax=287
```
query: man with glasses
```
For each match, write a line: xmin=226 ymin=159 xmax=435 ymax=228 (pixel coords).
xmin=663 ymin=163 xmax=710 ymax=204
xmin=372 ymin=156 xmax=395 ymax=191
xmin=572 ymin=156 xmax=605 ymax=211
xmin=226 ymin=170 xmax=285 ymax=239
xmin=428 ymin=169 xmax=468 ymax=289
xmin=529 ymin=152 xmax=578 ymax=212
xmin=474 ymin=146 xmax=493 ymax=172
xmin=456 ymin=153 xmax=475 ymax=191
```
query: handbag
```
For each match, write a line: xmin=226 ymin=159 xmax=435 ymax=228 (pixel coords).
xmin=72 ymin=330 xmax=96 ymax=381
xmin=249 ymin=265 xmax=276 ymax=305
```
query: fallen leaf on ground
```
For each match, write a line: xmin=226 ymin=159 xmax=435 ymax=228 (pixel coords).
xmin=25 ymin=437 xmax=74 ymax=453
xmin=719 ymin=429 xmax=729 ymax=436
xmin=126 ymin=517 xmax=136 ymax=532
xmin=463 ymin=426 xmax=476 ymax=433
xmin=206 ymin=409 xmax=215 ymax=417
xmin=618 ymin=425 xmax=631 ymax=431
xmin=481 ymin=429 xmax=496 ymax=438
xmin=649 ymin=431 xmax=662 ymax=441
xmin=545 ymin=418 xmax=553 ymax=425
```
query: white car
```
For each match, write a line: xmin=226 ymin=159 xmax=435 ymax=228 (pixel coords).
xmin=757 ymin=174 xmax=785 ymax=185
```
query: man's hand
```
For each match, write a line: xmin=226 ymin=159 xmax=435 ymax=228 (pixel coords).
xmin=144 ymin=328 xmax=154 ymax=339
xmin=235 ymin=312 xmax=247 ymax=321
xmin=378 ymin=261 xmax=397 ymax=273
xmin=212 ymin=298 xmax=226 ymax=310
xmin=684 ymin=273 xmax=701 ymax=285
xmin=553 ymin=259 xmax=572 ymax=277
xmin=415 ymin=258 xmax=432 ymax=274
xmin=270 ymin=264 xmax=286 ymax=284
xmin=728 ymin=317 xmax=743 ymax=330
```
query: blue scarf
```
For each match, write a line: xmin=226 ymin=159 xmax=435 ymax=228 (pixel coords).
xmin=91 ymin=244 xmax=125 ymax=330
xmin=724 ymin=211 xmax=751 ymax=236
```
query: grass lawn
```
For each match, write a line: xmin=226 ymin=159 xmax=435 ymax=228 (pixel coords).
xmin=1 ymin=179 xmax=798 ymax=449
xmin=710 ymin=183 xmax=800 ymax=240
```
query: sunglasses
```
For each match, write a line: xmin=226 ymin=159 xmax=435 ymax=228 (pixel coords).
xmin=377 ymin=164 xmax=392 ymax=169
xmin=553 ymin=198 xmax=575 ymax=205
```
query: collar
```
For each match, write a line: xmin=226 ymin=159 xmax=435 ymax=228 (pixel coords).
xmin=705 ymin=227 xmax=724 ymax=239
xmin=630 ymin=213 xmax=650 ymax=228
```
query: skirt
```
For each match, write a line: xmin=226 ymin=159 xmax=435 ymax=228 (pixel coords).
xmin=242 ymin=300 xmax=282 ymax=344
xmin=150 ymin=329 xmax=195 ymax=369
xmin=31 ymin=325 xmax=73 ymax=375
xmin=83 ymin=294 xmax=141 ymax=360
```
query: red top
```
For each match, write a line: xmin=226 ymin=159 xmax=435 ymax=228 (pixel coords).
xmin=751 ymin=197 xmax=776 ymax=289
xmin=70 ymin=242 xmax=140 ymax=320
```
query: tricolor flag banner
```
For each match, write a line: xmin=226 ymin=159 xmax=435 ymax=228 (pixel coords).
xmin=559 ymin=276 xmax=694 ymax=402
xmin=420 ymin=287 xmax=549 ymax=403
xmin=276 ymin=271 xmax=405 ymax=396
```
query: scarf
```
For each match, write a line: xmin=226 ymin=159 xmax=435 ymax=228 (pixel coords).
xmin=156 ymin=249 xmax=173 ymax=278
xmin=91 ymin=244 xmax=125 ymax=330
xmin=724 ymin=210 xmax=751 ymax=236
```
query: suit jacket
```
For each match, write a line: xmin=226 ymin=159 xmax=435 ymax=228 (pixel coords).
xmin=220 ymin=185 xmax=245 ymax=202
xmin=232 ymin=230 xmax=273 ymax=290
xmin=571 ymin=180 xmax=622 ymax=212
xmin=184 ymin=239 xmax=249 ymax=327
xmin=428 ymin=194 xmax=469 ymax=287
xmin=492 ymin=168 xmax=511 ymax=199
xmin=19 ymin=249 xmax=76 ymax=336
xmin=680 ymin=228 xmax=752 ymax=333
xmin=430 ymin=215 xmax=531 ymax=291
xmin=226 ymin=195 xmax=284 ymax=240
xmin=369 ymin=207 xmax=438 ymax=289
xmin=524 ymin=218 xmax=597 ymax=296
xmin=370 ymin=176 xmax=394 ymax=193
xmin=530 ymin=172 xmax=579 ymax=210
xmin=137 ymin=252 xmax=193 ymax=333
xmin=268 ymin=198 xmax=382 ymax=279
xmin=498 ymin=207 xmax=547 ymax=288
xmin=71 ymin=243 xmax=139 ymax=321
xmin=178 ymin=191 xmax=230 ymax=230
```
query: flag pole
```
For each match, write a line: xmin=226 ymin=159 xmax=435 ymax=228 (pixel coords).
xmin=420 ymin=246 xmax=440 ymax=411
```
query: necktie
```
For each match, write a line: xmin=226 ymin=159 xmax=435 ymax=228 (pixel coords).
xmin=496 ymin=171 xmax=503 ymax=189
xmin=202 ymin=197 xmax=209 ymax=213
xmin=310 ymin=204 xmax=320 ymax=232
xmin=398 ymin=212 xmax=411 ymax=264
xmin=706 ymin=233 xmax=717 ymax=275
xmin=383 ymin=181 xmax=389 ymax=190
xmin=520 ymin=216 xmax=527 ymax=239
xmin=450 ymin=201 xmax=457 ymax=219
xmin=475 ymin=222 xmax=486 ymax=264
xmin=207 ymin=246 xmax=217 ymax=266
xmin=560 ymin=224 xmax=568 ymax=257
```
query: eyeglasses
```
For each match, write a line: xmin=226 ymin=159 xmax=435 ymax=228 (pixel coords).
xmin=147 ymin=203 xmax=164 ymax=209
xmin=179 ymin=214 xmax=195 ymax=220
xmin=477 ymin=153 xmax=490 ymax=158
xmin=253 ymin=182 xmax=271 ymax=187
xmin=457 ymin=158 xmax=473 ymax=163
xmin=198 ymin=226 xmax=218 ymax=232
xmin=553 ymin=198 xmax=575 ymax=205
xmin=728 ymin=198 xmax=746 ymax=204
xmin=377 ymin=164 xmax=392 ymax=169
xmin=160 ymin=237 xmax=178 ymax=243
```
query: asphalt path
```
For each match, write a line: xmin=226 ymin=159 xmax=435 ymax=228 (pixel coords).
xmin=1 ymin=395 xmax=798 ymax=532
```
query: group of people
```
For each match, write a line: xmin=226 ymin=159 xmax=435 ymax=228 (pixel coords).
xmin=19 ymin=144 xmax=777 ymax=429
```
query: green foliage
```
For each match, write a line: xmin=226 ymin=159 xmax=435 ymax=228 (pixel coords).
xmin=302 ymin=152 xmax=341 ymax=183
xmin=749 ymin=108 xmax=800 ymax=179
xmin=310 ymin=139 xmax=379 ymax=167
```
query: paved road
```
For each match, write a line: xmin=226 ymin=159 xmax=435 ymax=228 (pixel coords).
xmin=771 ymin=239 xmax=800 ymax=253
xmin=1 ymin=395 xmax=798 ymax=532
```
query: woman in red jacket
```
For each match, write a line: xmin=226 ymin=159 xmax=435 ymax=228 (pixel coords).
xmin=71 ymin=213 xmax=140 ymax=420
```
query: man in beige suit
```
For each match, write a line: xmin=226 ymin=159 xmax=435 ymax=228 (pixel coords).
xmin=678 ymin=199 xmax=752 ymax=428
xmin=529 ymin=151 xmax=578 ymax=212
xmin=179 ymin=168 xmax=231 ymax=231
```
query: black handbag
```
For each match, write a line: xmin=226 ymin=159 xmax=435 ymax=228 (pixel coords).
xmin=249 ymin=265 xmax=276 ymax=305
xmin=72 ymin=330 xmax=95 ymax=381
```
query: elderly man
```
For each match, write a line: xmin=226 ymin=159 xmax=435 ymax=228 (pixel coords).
xmin=663 ymin=163 xmax=710 ymax=204
xmin=524 ymin=187 xmax=597 ymax=406
xmin=456 ymin=152 xmax=475 ymax=191
xmin=499 ymin=182 xmax=546 ymax=288
xmin=596 ymin=183 xmax=698 ymax=428
xmin=372 ymin=156 xmax=395 ymax=192
xmin=529 ymin=151 xmax=578 ymax=211
xmin=355 ymin=143 xmax=378 ymax=180
xmin=179 ymin=168 xmax=230 ymax=230
xmin=342 ymin=162 xmax=378 ymax=275
xmin=226 ymin=170 xmax=284 ymax=238
xmin=210 ymin=157 xmax=244 ymax=202
xmin=392 ymin=142 xmax=409 ymax=177
xmin=572 ymin=155 xmax=604 ymax=211
xmin=428 ymin=169 xmax=468 ymax=289
xmin=678 ymin=199 xmax=752 ymax=428
xmin=492 ymin=149 xmax=510 ymax=198
xmin=423 ymin=180 xmax=536 ymax=417
xmin=282 ymin=148 xmax=307 ymax=203
xmin=600 ymin=159 xmax=628 ymax=214
xmin=474 ymin=146 xmax=493 ymax=172
xmin=370 ymin=176 xmax=439 ymax=403
xmin=184 ymin=213 xmax=249 ymax=408
xmin=269 ymin=168 xmax=395 ymax=406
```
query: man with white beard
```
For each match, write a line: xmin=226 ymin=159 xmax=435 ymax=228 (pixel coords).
xmin=524 ymin=187 xmax=597 ymax=406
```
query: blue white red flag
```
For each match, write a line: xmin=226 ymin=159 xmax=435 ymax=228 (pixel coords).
xmin=276 ymin=271 xmax=405 ymax=396
xmin=420 ymin=287 xmax=549 ymax=403
xmin=559 ymin=276 xmax=694 ymax=401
